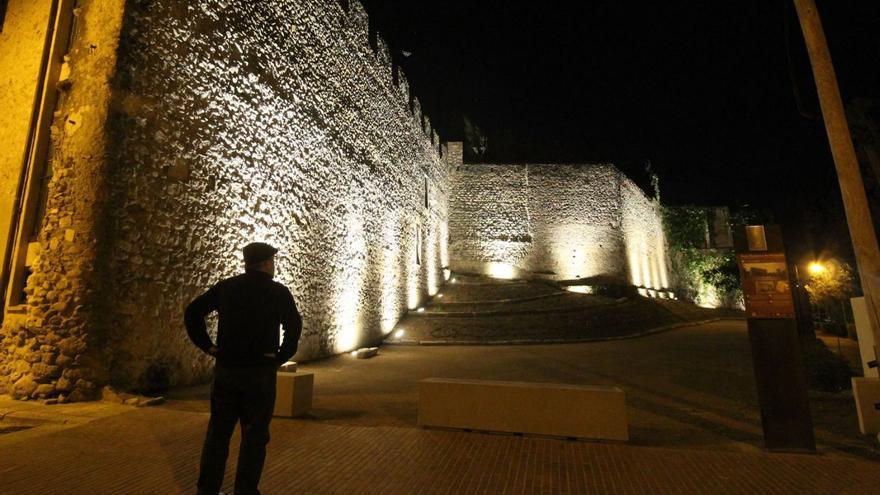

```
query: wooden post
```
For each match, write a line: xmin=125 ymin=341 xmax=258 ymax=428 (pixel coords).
xmin=793 ymin=0 xmax=880 ymax=357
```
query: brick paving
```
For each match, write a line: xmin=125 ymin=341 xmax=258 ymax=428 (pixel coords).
xmin=1 ymin=320 xmax=878 ymax=494
xmin=1 ymin=406 xmax=879 ymax=494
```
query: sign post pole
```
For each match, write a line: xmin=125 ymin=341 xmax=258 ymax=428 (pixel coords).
xmin=734 ymin=225 xmax=816 ymax=452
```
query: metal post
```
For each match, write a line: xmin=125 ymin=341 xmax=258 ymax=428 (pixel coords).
xmin=793 ymin=0 xmax=880 ymax=357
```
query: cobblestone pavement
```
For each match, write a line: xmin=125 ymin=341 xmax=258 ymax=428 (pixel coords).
xmin=1 ymin=321 xmax=878 ymax=494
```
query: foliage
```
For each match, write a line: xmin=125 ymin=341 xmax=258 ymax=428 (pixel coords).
xmin=805 ymin=261 xmax=856 ymax=333
xmin=805 ymin=261 xmax=855 ymax=308
xmin=799 ymin=337 xmax=853 ymax=392
xmin=662 ymin=206 xmax=742 ymax=308
xmin=728 ymin=207 xmax=774 ymax=227
xmin=662 ymin=206 xmax=708 ymax=251
xmin=701 ymin=251 xmax=741 ymax=294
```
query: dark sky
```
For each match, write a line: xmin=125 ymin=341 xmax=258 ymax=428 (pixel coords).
xmin=361 ymin=0 xmax=880 ymax=263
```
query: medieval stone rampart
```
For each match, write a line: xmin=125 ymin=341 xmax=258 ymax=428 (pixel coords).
xmin=1 ymin=0 xmax=449 ymax=397
xmin=449 ymin=163 xmax=669 ymax=288
xmin=1 ymin=0 xmax=669 ymax=401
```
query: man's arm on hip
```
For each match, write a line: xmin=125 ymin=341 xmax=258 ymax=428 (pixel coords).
xmin=276 ymin=286 xmax=302 ymax=365
xmin=184 ymin=284 xmax=220 ymax=355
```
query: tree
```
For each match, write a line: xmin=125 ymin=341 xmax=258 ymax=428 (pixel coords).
xmin=805 ymin=260 xmax=855 ymax=333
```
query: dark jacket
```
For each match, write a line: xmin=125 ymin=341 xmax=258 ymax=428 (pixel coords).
xmin=184 ymin=270 xmax=302 ymax=367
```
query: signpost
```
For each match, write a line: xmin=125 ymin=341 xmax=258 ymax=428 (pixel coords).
xmin=734 ymin=225 xmax=816 ymax=452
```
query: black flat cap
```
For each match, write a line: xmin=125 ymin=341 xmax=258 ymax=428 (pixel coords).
xmin=243 ymin=242 xmax=278 ymax=265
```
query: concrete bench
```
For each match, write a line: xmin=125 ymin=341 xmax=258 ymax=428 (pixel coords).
xmin=273 ymin=372 xmax=313 ymax=418
xmin=852 ymin=377 xmax=880 ymax=435
xmin=418 ymin=378 xmax=628 ymax=441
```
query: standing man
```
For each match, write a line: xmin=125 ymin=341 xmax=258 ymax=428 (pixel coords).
xmin=185 ymin=242 xmax=302 ymax=495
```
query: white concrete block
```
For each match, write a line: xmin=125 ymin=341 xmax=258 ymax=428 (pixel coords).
xmin=850 ymin=297 xmax=879 ymax=378
xmin=355 ymin=347 xmax=379 ymax=359
xmin=274 ymin=372 xmax=313 ymax=418
xmin=418 ymin=378 xmax=628 ymax=441
xmin=852 ymin=377 xmax=880 ymax=434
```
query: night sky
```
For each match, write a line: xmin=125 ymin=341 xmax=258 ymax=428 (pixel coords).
xmin=360 ymin=0 xmax=880 ymax=265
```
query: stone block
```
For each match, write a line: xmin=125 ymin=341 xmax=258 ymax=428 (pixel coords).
xmin=55 ymin=376 xmax=73 ymax=392
xmin=354 ymin=347 xmax=378 ymax=359
xmin=418 ymin=378 xmax=629 ymax=441
xmin=31 ymin=363 xmax=61 ymax=382
xmin=274 ymin=372 xmax=313 ymax=418
xmin=852 ymin=377 xmax=880 ymax=434
xmin=850 ymin=297 xmax=879 ymax=379
xmin=34 ymin=383 xmax=56 ymax=398
xmin=12 ymin=376 xmax=38 ymax=399
xmin=136 ymin=396 xmax=166 ymax=407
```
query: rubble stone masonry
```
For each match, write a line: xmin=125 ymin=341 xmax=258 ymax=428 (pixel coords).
xmin=449 ymin=163 xmax=669 ymax=289
xmin=0 ymin=0 xmax=665 ymax=401
xmin=1 ymin=0 xmax=449 ymax=399
xmin=0 ymin=0 xmax=128 ymax=401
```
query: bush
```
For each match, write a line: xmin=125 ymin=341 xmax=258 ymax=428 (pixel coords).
xmin=818 ymin=321 xmax=847 ymax=337
xmin=799 ymin=337 xmax=853 ymax=392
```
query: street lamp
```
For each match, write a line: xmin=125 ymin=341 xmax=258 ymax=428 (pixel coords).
xmin=808 ymin=261 xmax=827 ymax=275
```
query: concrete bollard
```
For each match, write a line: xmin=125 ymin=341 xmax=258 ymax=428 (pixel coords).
xmin=418 ymin=378 xmax=628 ymax=441
xmin=274 ymin=372 xmax=313 ymax=418
xmin=852 ymin=377 xmax=880 ymax=435
xmin=354 ymin=347 xmax=379 ymax=359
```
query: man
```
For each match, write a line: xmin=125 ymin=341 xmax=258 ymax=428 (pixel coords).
xmin=185 ymin=242 xmax=302 ymax=495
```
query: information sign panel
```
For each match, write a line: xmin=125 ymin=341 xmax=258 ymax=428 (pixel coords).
xmin=737 ymin=252 xmax=795 ymax=319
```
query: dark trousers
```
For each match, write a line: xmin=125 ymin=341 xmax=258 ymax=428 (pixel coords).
xmin=197 ymin=365 xmax=277 ymax=495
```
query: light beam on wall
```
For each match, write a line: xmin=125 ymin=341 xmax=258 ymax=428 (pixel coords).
xmin=439 ymin=221 xmax=449 ymax=268
xmin=333 ymin=211 xmax=367 ymax=353
xmin=656 ymin=236 xmax=670 ymax=288
xmin=380 ymin=219 xmax=402 ymax=334
xmin=627 ymin=245 xmax=643 ymax=287
xmin=407 ymin=226 xmax=421 ymax=309
xmin=548 ymin=225 xmax=608 ymax=279
xmin=427 ymin=223 xmax=439 ymax=295
xmin=487 ymin=262 xmax=516 ymax=279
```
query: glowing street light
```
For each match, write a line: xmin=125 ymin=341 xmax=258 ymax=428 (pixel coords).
xmin=808 ymin=261 xmax=827 ymax=276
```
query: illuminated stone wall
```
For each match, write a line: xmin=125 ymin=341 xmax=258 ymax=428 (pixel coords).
xmin=0 ymin=1 xmax=54 ymax=268
xmin=98 ymin=0 xmax=449 ymax=389
xmin=1 ymin=0 xmax=449 ymax=398
xmin=619 ymin=177 xmax=670 ymax=290
xmin=0 ymin=0 xmax=128 ymax=400
xmin=449 ymin=163 xmax=669 ymax=288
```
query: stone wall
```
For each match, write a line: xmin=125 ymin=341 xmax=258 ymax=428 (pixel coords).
xmin=0 ymin=0 xmax=129 ymax=401
xmin=0 ymin=1 xmax=54 ymax=303
xmin=449 ymin=163 xmax=669 ymax=288
xmin=97 ymin=0 xmax=448 ymax=390
xmin=619 ymin=176 xmax=670 ymax=290
xmin=1 ymin=0 xmax=449 ymax=398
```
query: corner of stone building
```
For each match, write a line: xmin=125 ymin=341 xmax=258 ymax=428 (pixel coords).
xmin=0 ymin=0 xmax=128 ymax=402
xmin=445 ymin=142 xmax=463 ymax=170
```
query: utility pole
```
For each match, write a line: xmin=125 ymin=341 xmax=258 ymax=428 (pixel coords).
xmin=793 ymin=0 xmax=880 ymax=356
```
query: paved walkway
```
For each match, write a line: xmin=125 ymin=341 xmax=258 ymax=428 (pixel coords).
xmin=394 ymin=274 xmax=743 ymax=344
xmin=2 ymin=407 xmax=879 ymax=494
xmin=1 ymin=321 xmax=878 ymax=494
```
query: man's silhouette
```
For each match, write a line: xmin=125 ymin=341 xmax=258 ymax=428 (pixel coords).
xmin=185 ymin=242 xmax=302 ymax=495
